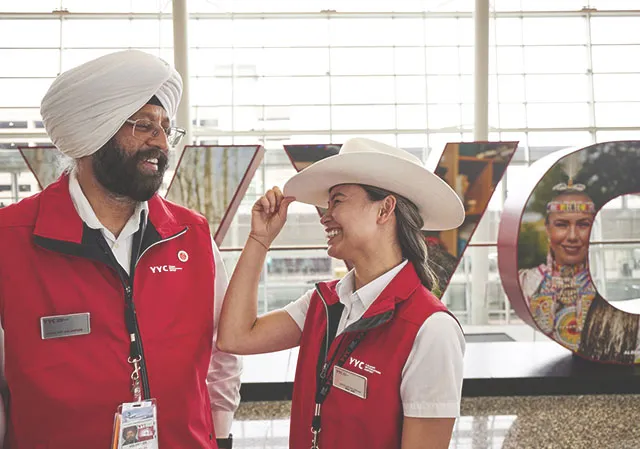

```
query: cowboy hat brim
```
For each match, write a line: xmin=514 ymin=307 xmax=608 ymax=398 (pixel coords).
xmin=283 ymin=152 xmax=465 ymax=231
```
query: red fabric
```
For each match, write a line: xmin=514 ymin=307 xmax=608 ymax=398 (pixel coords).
xmin=289 ymin=263 xmax=453 ymax=449
xmin=0 ymin=175 xmax=218 ymax=448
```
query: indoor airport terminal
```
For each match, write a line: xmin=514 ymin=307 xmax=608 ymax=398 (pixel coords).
xmin=1 ymin=1 xmax=640 ymax=448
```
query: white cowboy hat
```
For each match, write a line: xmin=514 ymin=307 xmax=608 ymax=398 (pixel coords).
xmin=283 ymin=137 xmax=465 ymax=231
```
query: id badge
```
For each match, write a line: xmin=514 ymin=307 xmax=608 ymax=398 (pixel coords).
xmin=333 ymin=365 xmax=367 ymax=399
xmin=111 ymin=400 xmax=159 ymax=449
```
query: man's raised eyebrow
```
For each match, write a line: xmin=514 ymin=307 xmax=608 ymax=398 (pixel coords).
xmin=131 ymin=111 xmax=170 ymax=125
xmin=329 ymin=192 xmax=347 ymax=202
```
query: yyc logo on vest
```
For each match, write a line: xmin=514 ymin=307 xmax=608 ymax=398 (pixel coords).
xmin=149 ymin=265 xmax=183 ymax=274
xmin=348 ymin=357 xmax=381 ymax=375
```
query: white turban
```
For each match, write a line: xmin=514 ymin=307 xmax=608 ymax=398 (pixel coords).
xmin=41 ymin=50 xmax=183 ymax=159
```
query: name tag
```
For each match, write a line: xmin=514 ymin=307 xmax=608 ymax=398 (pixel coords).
xmin=40 ymin=313 xmax=91 ymax=340
xmin=333 ymin=365 xmax=367 ymax=399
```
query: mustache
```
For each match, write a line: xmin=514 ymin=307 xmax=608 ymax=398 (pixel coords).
xmin=135 ymin=148 xmax=169 ymax=170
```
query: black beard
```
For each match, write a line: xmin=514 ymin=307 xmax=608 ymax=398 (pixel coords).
xmin=91 ymin=137 xmax=168 ymax=202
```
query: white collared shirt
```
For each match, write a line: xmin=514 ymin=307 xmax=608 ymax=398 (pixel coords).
xmin=66 ymin=171 xmax=242 ymax=436
xmin=68 ymin=172 xmax=148 ymax=275
xmin=284 ymin=261 xmax=465 ymax=418
xmin=334 ymin=260 xmax=408 ymax=335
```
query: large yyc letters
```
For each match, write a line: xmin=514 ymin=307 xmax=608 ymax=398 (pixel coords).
xmin=18 ymin=141 xmax=640 ymax=364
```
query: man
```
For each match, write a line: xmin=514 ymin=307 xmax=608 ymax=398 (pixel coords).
xmin=123 ymin=426 xmax=138 ymax=446
xmin=0 ymin=50 xmax=241 ymax=448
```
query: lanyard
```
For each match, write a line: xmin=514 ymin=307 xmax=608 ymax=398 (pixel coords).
xmin=311 ymin=331 xmax=366 ymax=449
xmin=124 ymin=287 xmax=145 ymax=402
xmin=124 ymin=214 xmax=150 ymax=402
xmin=94 ymin=218 xmax=151 ymax=402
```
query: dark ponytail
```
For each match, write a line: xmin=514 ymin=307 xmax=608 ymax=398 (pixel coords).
xmin=362 ymin=185 xmax=437 ymax=292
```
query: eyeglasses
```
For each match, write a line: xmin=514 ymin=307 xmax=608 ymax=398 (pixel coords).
xmin=125 ymin=119 xmax=186 ymax=147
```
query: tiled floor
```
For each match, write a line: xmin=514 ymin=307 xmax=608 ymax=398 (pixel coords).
xmin=230 ymin=395 xmax=640 ymax=448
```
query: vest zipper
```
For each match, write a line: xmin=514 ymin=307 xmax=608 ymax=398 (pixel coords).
xmin=314 ymin=284 xmax=330 ymax=370
xmin=96 ymin=226 xmax=189 ymax=401
xmin=135 ymin=227 xmax=187 ymax=268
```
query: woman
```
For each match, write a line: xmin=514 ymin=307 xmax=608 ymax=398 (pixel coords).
xmin=519 ymin=183 xmax=597 ymax=351
xmin=217 ymin=138 xmax=466 ymax=449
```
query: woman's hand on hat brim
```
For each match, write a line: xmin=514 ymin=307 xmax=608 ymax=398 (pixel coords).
xmin=249 ymin=186 xmax=295 ymax=249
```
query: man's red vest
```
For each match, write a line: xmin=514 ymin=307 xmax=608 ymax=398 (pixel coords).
xmin=289 ymin=263 xmax=452 ymax=449
xmin=0 ymin=175 xmax=218 ymax=448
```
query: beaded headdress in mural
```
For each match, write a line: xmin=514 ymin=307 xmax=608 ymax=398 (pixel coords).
xmin=546 ymin=154 xmax=596 ymax=214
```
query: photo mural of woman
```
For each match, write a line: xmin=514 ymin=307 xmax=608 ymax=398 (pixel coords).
xmin=519 ymin=178 xmax=597 ymax=351
xmin=515 ymin=145 xmax=640 ymax=364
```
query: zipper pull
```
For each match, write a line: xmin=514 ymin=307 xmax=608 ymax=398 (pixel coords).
xmin=128 ymin=355 xmax=143 ymax=402
xmin=311 ymin=403 xmax=322 ymax=449
xmin=319 ymin=362 xmax=330 ymax=380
